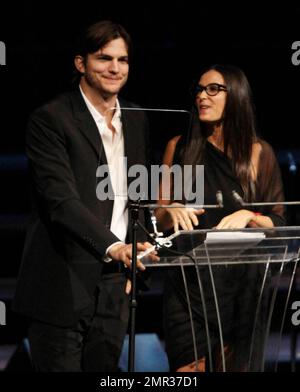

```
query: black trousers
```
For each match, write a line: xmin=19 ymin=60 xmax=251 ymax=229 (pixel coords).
xmin=28 ymin=272 xmax=129 ymax=372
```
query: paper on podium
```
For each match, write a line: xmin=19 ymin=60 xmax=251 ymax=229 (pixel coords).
xmin=205 ymin=231 xmax=266 ymax=244
xmin=188 ymin=230 xmax=268 ymax=265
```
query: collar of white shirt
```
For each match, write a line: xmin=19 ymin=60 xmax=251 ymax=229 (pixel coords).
xmin=79 ymin=85 xmax=122 ymax=134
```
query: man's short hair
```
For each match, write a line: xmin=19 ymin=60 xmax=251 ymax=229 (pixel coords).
xmin=75 ymin=20 xmax=132 ymax=59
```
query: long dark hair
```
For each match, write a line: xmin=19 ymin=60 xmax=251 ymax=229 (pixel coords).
xmin=182 ymin=64 xmax=257 ymax=200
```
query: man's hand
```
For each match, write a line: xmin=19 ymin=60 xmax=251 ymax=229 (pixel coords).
xmin=107 ymin=241 xmax=159 ymax=270
xmin=108 ymin=242 xmax=159 ymax=295
xmin=216 ymin=209 xmax=255 ymax=229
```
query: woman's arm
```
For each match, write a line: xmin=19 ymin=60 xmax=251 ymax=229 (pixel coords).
xmin=216 ymin=140 xmax=285 ymax=230
xmin=155 ymin=136 xmax=204 ymax=232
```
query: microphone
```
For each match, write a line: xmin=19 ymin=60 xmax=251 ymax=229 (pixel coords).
xmin=216 ymin=190 xmax=224 ymax=208
xmin=231 ymin=191 xmax=300 ymax=207
xmin=287 ymin=152 xmax=297 ymax=174
xmin=232 ymin=190 xmax=245 ymax=206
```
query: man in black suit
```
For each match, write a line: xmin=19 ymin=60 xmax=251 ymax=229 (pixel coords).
xmin=13 ymin=20 xmax=158 ymax=372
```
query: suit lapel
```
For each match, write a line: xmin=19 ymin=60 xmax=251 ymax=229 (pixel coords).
xmin=121 ymin=104 xmax=137 ymax=185
xmin=70 ymin=89 xmax=108 ymax=165
xmin=70 ymin=92 xmax=142 ymax=189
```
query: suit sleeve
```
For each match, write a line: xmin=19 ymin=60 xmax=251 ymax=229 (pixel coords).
xmin=26 ymin=108 xmax=120 ymax=259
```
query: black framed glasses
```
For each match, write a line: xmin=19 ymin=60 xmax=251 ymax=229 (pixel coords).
xmin=195 ymin=83 xmax=227 ymax=96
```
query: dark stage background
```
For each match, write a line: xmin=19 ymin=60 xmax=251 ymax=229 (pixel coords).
xmin=0 ymin=1 xmax=300 ymax=371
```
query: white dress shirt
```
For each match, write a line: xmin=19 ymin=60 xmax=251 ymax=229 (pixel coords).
xmin=80 ymin=87 xmax=128 ymax=253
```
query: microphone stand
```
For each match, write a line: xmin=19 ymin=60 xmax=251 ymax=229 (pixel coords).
xmin=127 ymin=193 xmax=223 ymax=372
xmin=128 ymin=200 xmax=140 ymax=372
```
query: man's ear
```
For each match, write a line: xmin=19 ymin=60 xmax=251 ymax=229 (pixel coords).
xmin=74 ymin=55 xmax=85 ymax=74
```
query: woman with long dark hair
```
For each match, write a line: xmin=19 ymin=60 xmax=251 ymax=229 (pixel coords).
xmin=156 ymin=64 xmax=285 ymax=371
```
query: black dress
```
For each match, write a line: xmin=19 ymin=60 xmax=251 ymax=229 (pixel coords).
xmin=163 ymin=139 xmax=285 ymax=371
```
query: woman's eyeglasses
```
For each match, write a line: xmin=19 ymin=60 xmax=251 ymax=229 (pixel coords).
xmin=195 ymin=83 xmax=227 ymax=96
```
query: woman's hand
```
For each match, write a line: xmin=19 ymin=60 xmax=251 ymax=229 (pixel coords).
xmin=165 ymin=202 xmax=205 ymax=232
xmin=216 ymin=209 xmax=255 ymax=229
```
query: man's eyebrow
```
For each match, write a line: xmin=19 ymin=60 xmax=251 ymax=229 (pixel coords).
xmin=94 ymin=53 xmax=128 ymax=59
xmin=95 ymin=53 xmax=112 ymax=58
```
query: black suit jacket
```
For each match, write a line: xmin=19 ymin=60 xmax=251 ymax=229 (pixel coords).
xmin=13 ymin=89 xmax=149 ymax=327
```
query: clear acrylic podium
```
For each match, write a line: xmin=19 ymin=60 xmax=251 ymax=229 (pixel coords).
xmin=143 ymin=226 xmax=300 ymax=372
